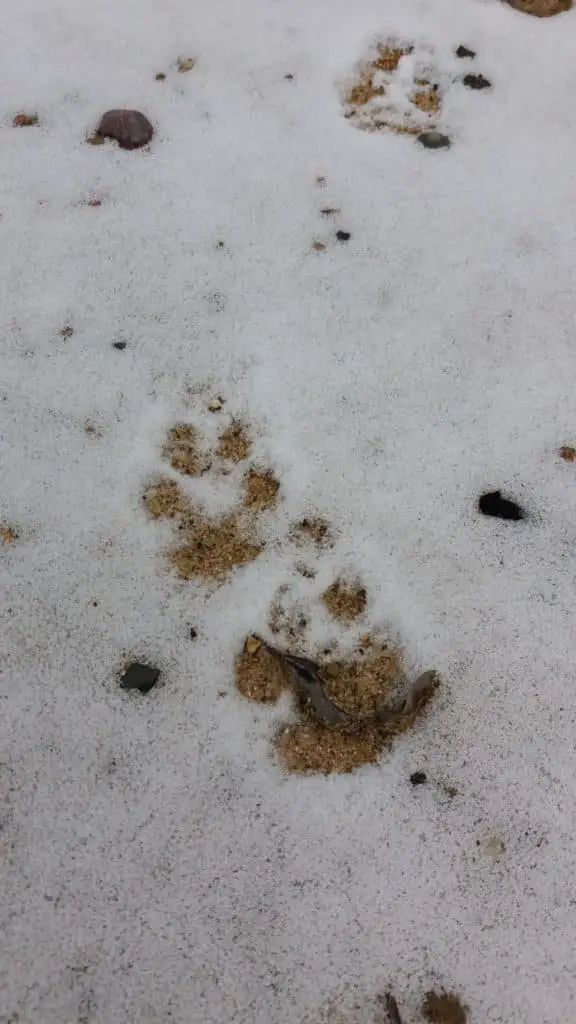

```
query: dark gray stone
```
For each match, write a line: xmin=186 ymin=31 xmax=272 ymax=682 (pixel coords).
xmin=456 ymin=45 xmax=476 ymax=58
xmin=97 ymin=109 xmax=154 ymax=150
xmin=410 ymin=771 xmax=427 ymax=786
xmin=463 ymin=73 xmax=491 ymax=90
xmin=418 ymin=131 xmax=451 ymax=150
xmin=120 ymin=662 xmax=160 ymax=693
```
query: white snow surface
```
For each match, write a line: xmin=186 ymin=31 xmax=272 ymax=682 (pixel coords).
xmin=1 ymin=0 xmax=576 ymax=1021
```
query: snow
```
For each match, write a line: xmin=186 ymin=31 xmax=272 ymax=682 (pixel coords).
xmin=1 ymin=0 xmax=576 ymax=1021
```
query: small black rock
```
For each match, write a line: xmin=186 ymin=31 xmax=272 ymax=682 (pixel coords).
xmin=456 ymin=45 xmax=476 ymax=59
xmin=336 ymin=230 xmax=351 ymax=242
xmin=112 ymin=341 xmax=127 ymax=351
xmin=120 ymin=662 xmax=160 ymax=693
xmin=463 ymin=73 xmax=491 ymax=90
xmin=478 ymin=491 xmax=525 ymax=521
xmin=284 ymin=73 xmax=294 ymax=80
xmin=417 ymin=131 xmax=451 ymax=150
xmin=410 ymin=771 xmax=427 ymax=786
xmin=189 ymin=627 xmax=198 ymax=640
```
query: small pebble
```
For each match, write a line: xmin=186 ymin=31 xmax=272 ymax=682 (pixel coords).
xmin=284 ymin=73 xmax=294 ymax=80
xmin=410 ymin=771 xmax=427 ymax=786
xmin=155 ymin=72 xmax=166 ymax=81
xmin=59 ymin=326 xmax=74 ymax=339
xmin=478 ymin=490 xmax=525 ymax=521
xmin=96 ymin=109 xmax=154 ymax=150
xmin=245 ymin=635 xmax=262 ymax=655
xmin=463 ymin=73 xmax=491 ymax=90
xmin=311 ymin=240 xmax=326 ymax=252
xmin=456 ymin=45 xmax=476 ymax=58
xmin=178 ymin=57 xmax=196 ymax=73
xmin=189 ymin=627 xmax=198 ymax=640
xmin=13 ymin=112 xmax=38 ymax=127
xmin=481 ymin=836 xmax=505 ymax=859
xmin=208 ymin=396 xmax=224 ymax=412
xmin=336 ymin=230 xmax=351 ymax=242
xmin=559 ymin=445 xmax=576 ymax=462
xmin=321 ymin=207 xmax=341 ymax=217
xmin=418 ymin=131 xmax=451 ymax=150
xmin=112 ymin=341 xmax=127 ymax=351
xmin=120 ymin=662 xmax=160 ymax=694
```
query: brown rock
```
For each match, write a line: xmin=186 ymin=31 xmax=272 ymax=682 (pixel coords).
xmin=96 ymin=109 xmax=154 ymax=150
xmin=13 ymin=113 xmax=38 ymax=127
xmin=506 ymin=0 xmax=571 ymax=14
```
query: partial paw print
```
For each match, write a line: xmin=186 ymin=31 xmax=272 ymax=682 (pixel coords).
xmin=143 ymin=402 xmax=280 ymax=582
xmin=234 ymin=573 xmax=439 ymax=774
xmin=342 ymin=38 xmax=493 ymax=148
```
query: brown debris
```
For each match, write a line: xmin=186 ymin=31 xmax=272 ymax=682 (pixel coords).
xmin=321 ymin=645 xmax=401 ymax=717
xmin=164 ymin=424 xmax=209 ymax=476
xmin=59 ymin=325 xmax=74 ymax=339
xmin=96 ymin=109 xmax=154 ymax=150
xmin=243 ymin=468 xmax=280 ymax=510
xmin=235 ymin=642 xmax=286 ymax=703
xmin=291 ymin=516 xmax=332 ymax=547
xmin=171 ymin=510 xmax=261 ymax=581
xmin=216 ymin=421 xmax=252 ymax=463
xmin=13 ymin=113 xmax=38 ymax=127
xmin=374 ymin=43 xmax=411 ymax=72
xmin=311 ymin=240 xmax=327 ymax=252
xmin=382 ymin=992 xmax=403 ymax=1024
xmin=506 ymin=0 xmax=571 ymax=14
xmin=0 ymin=524 xmax=18 ymax=544
xmin=559 ymin=445 xmax=576 ymax=462
xmin=412 ymin=87 xmax=441 ymax=114
xmin=144 ymin=478 xmax=185 ymax=520
xmin=422 ymin=991 xmax=468 ymax=1024
xmin=177 ymin=57 xmax=196 ymax=72
xmin=322 ymin=579 xmax=367 ymax=621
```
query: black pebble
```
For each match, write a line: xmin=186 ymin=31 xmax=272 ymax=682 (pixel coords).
xmin=456 ymin=45 xmax=476 ymax=59
xmin=410 ymin=771 xmax=427 ymax=786
xmin=189 ymin=627 xmax=198 ymax=640
xmin=113 ymin=341 xmax=127 ymax=351
xmin=120 ymin=662 xmax=160 ymax=694
xmin=284 ymin=73 xmax=294 ymax=80
xmin=478 ymin=491 xmax=525 ymax=521
xmin=463 ymin=73 xmax=491 ymax=90
xmin=336 ymin=230 xmax=351 ymax=242
xmin=417 ymin=131 xmax=451 ymax=150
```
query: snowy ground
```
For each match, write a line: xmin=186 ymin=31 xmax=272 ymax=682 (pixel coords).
xmin=2 ymin=0 xmax=576 ymax=1021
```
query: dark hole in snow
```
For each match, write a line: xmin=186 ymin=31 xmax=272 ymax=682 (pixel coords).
xmin=478 ymin=491 xmax=525 ymax=520
xmin=410 ymin=771 xmax=428 ymax=786
xmin=120 ymin=662 xmax=160 ymax=693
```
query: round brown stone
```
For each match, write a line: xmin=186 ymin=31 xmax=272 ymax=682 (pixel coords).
xmin=506 ymin=0 xmax=571 ymax=15
xmin=96 ymin=109 xmax=154 ymax=150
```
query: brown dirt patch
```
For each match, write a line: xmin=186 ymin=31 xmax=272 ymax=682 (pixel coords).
xmin=0 ymin=523 xmax=18 ymax=544
xmin=171 ymin=510 xmax=261 ymax=581
xmin=559 ymin=445 xmax=576 ymax=462
xmin=216 ymin=421 xmax=252 ymax=463
xmin=291 ymin=517 xmax=332 ymax=547
xmin=506 ymin=0 xmax=571 ymax=13
xmin=322 ymin=645 xmax=401 ymax=716
xmin=345 ymin=40 xmax=444 ymax=136
xmin=374 ymin=43 xmax=411 ymax=72
xmin=422 ymin=991 xmax=468 ymax=1024
xmin=164 ymin=424 xmax=210 ymax=476
xmin=311 ymin=240 xmax=327 ymax=253
xmin=243 ymin=468 xmax=280 ymax=510
xmin=277 ymin=721 xmax=386 ymax=774
xmin=144 ymin=478 xmax=185 ymax=520
xmin=412 ymin=87 xmax=441 ymax=114
xmin=235 ymin=638 xmax=287 ymax=703
xmin=322 ymin=579 xmax=367 ymax=621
